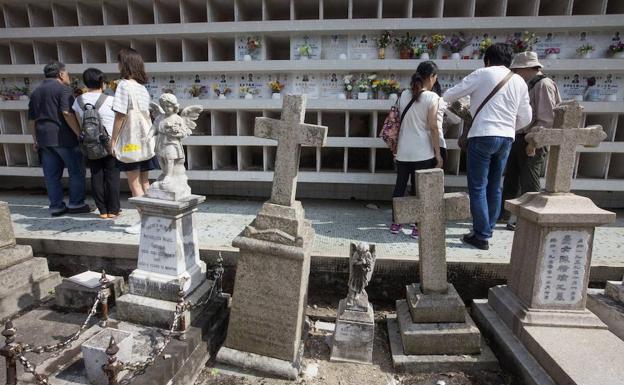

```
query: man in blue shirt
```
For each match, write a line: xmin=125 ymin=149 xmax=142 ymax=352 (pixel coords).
xmin=28 ymin=61 xmax=91 ymax=216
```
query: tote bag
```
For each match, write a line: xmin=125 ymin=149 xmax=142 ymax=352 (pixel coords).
xmin=378 ymin=97 xmax=417 ymax=156
xmin=113 ymin=82 xmax=155 ymax=163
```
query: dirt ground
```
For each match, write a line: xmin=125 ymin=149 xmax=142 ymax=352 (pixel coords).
xmin=196 ymin=304 xmax=514 ymax=385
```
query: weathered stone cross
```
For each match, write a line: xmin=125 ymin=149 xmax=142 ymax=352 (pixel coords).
xmin=255 ymin=95 xmax=328 ymax=207
xmin=393 ymin=169 xmax=470 ymax=294
xmin=526 ymin=100 xmax=606 ymax=194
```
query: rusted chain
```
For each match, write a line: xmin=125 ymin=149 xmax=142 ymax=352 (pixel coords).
xmin=16 ymin=354 xmax=49 ymax=385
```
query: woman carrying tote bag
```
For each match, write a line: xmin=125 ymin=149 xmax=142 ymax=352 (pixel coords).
xmin=111 ymin=48 xmax=158 ymax=234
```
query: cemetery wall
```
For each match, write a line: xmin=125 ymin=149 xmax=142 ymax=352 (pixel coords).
xmin=0 ymin=0 xmax=623 ymax=202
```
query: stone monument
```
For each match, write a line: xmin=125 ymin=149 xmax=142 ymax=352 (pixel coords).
xmin=330 ymin=242 xmax=376 ymax=364
xmin=587 ymin=274 xmax=624 ymax=341
xmin=0 ymin=201 xmax=60 ymax=319
xmin=386 ymin=168 xmax=497 ymax=372
xmin=473 ymin=101 xmax=624 ymax=385
xmin=216 ymin=95 xmax=328 ymax=379
xmin=116 ymin=97 xmax=212 ymax=329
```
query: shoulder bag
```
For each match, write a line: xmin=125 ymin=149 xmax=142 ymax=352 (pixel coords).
xmin=379 ymin=96 xmax=418 ymax=156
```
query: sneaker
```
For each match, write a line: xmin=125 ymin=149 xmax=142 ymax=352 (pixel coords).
xmin=506 ymin=223 xmax=516 ymax=231
xmin=68 ymin=204 xmax=94 ymax=214
xmin=462 ymin=233 xmax=489 ymax=250
xmin=124 ymin=222 xmax=142 ymax=234
xmin=410 ymin=227 xmax=419 ymax=239
xmin=50 ymin=207 xmax=68 ymax=217
xmin=390 ymin=223 xmax=402 ymax=234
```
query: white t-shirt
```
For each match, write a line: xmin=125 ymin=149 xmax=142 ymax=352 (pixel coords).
xmin=72 ymin=91 xmax=115 ymax=136
xmin=442 ymin=66 xmax=532 ymax=139
xmin=396 ymin=90 xmax=441 ymax=162
xmin=112 ymin=79 xmax=151 ymax=115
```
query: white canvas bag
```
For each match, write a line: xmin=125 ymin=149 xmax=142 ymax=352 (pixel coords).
xmin=113 ymin=81 xmax=155 ymax=163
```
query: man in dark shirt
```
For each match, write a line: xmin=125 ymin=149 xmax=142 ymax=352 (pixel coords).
xmin=28 ymin=61 xmax=91 ymax=216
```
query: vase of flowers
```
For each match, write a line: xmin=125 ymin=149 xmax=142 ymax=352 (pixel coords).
xmin=394 ymin=32 xmax=415 ymax=59
xmin=412 ymin=46 xmax=424 ymax=60
xmin=213 ymin=85 xmax=231 ymax=100
xmin=240 ymin=86 xmax=256 ymax=99
xmin=369 ymin=75 xmax=379 ymax=99
xmin=576 ymin=44 xmax=594 ymax=59
xmin=188 ymin=84 xmax=207 ymax=100
xmin=442 ymin=33 xmax=469 ymax=60
xmin=478 ymin=36 xmax=493 ymax=59
xmin=507 ymin=31 xmax=538 ymax=53
xmin=544 ymin=47 xmax=560 ymax=60
xmin=376 ymin=30 xmax=393 ymax=59
xmin=608 ymin=41 xmax=624 ymax=58
xmin=245 ymin=38 xmax=261 ymax=61
xmin=269 ymin=80 xmax=285 ymax=99
xmin=380 ymin=79 xmax=401 ymax=100
xmin=298 ymin=44 xmax=312 ymax=60
xmin=356 ymin=76 xmax=369 ymax=100
xmin=343 ymin=74 xmax=354 ymax=99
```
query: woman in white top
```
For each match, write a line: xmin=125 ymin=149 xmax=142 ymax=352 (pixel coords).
xmin=72 ymin=68 xmax=120 ymax=219
xmin=111 ymin=48 xmax=157 ymax=234
xmin=391 ymin=61 xmax=444 ymax=238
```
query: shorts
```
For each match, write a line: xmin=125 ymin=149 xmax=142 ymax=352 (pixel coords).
xmin=116 ymin=156 xmax=159 ymax=172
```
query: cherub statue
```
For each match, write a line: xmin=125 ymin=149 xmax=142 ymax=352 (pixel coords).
xmin=345 ymin=242 xmax=376 ymax=311
xmin=147 ymin=93 xmax=202 ymax=199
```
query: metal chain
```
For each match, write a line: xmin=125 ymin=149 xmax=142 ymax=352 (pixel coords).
xmin=17 ymin=353 xmax=50 ymax=385
xmin=22 ymin=294 xmax=101 ymax=354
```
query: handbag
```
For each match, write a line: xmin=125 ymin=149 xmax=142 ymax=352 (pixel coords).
xmin=113 ymin=81 xmax=155 ymax=163
xmin=455 ymin=71 xmax=514 ymax=151
xmin=379 ymin=96 xmax=418 ymax=156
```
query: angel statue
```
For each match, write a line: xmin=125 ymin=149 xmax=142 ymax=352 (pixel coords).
xmin=345 ymin=242 xmax=376 ymax=312
xmin=146 ymin=93 xmax=202 ymax=200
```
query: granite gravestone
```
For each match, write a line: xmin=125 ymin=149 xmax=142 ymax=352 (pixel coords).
xmin=217 ymin=95 xmax=327 ymax=379
xmin=330 ymin=242 xmax=376 ymax=364
xmin=0 ymin=201 xmax=61 ymax=319
xmin=473 ymin=101 xmax=624 ymax=385
xmin=386 ymin=169 xmax=497 ymax=372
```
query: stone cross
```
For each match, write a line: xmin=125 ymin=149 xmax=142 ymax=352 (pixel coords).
xmin=255 ymin=95 xmax=328 ymax=207
xmin=525 ymin=100 xmax=606 ymax=194
xmin=393 ymin=169 xmax=470 ymax=294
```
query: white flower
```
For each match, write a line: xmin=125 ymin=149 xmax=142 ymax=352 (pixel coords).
xmin=344 ymin=79 xmax=351 ymax=84
xmin=368 ymin=74 xmax=377 ymax=81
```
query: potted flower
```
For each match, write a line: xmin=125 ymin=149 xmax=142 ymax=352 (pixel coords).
xmin=188 ymin=84 xmax=207 ymax=100
xmin=507 ymin=31 xmax=538 ymax=53
xmin=425 ymin=33 xmax=445 ymax=59
xmin=298 ymin=44 xmax=312 ymax=60
xmin=343 ymin=74 xmax=354 ymax=99
xmin=213 ymin=85 xmax=231 ymax=100
xmin=394 ymin=32 xmax=415 ymax=59
xmin=477 ymin=36 xmax=493 ymax=59
xmin=576 ymin=44 xmax=594 ymax=59
xmin=268 ymin=80 xmax=285 ymax=99
xmin=375 ymin=30 xmax=393 ymax=59
xmin=356 ymin=77 xmax=369 ymax=100
xmin=544 ymin=47 xmax=560 ymax=60
xmin=442 ymin=33 xmax=469 ymax=60
xmin=245 ymin=37 xmax=261 ymax=61
xmin=12 ymin=85 xmax=30 ymax=101
xmin=239 ymin=86 xmax=257 ymax=99
xmin=367 ymin=74 xmax=378 ymax=98
xmin=608 ymin=41 xmax=624 ymax=59
xmin=412 ymin=46 xmax=425 ymax=60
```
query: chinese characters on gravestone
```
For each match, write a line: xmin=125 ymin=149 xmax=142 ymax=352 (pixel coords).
xmin=539 ymin=232 xmax=588 ymax=305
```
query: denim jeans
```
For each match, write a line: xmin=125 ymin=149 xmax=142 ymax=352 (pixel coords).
xmin=466 ymin=136 xmax=513 ymax=240
xmin=39 ymin=146 xmax=86 ymax=213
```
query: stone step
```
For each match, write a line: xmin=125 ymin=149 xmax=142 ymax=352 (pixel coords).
xmin=0 ymin=271 xmax=61 ymax=319
xmin=587 ymin=288 xmax=624 ymax=341
xmin=0 ymin=244 xmax=33 ymax=270
xmin=0 ymin=257 xmax=51 ymax=297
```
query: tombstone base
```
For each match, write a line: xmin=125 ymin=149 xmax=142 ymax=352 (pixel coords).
xmin=146 ymin=184 xmax=192 ymax=201
xmin=605 ymin=281 xmax=624 ymax=302
xmin=587 ymin=287 xmax=624 ymax=341
xmin=82 ymin=328 xmax=134 ymax=385
xmin=55 ymin=274 xmax=125 ymax=311
xmin=488 ymin=285 xmax=607 ymax=336
xmin=396 ymin=299 xmax=481 ymax=355
xmin=128 ymin=262 xmax=207 ymax=302
xmin=387 ymin=315 xmax=498 ymax=374
xmin=116 ymin=278 xmax=214 ymax=329
xmin=406 ymin=283 xmax=465 ymax=323
xmin=216 ymin=345 xmax=303 ymax=380
xmin=474 ymin=298 xmax=624 ymax=385
xmin=330 ymin=299 xmax=374 ymax=364
xmin=250 ymin=201 xmax=307 ymax=241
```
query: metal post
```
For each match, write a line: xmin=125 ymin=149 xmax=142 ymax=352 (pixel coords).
xmin=176 ymin=286 xmax=186 ymax=341
xmin=102 ymin=336 xmax=123 ymax=385
xmin=0 ymin=321 xmax=19 ymax=385
xmin=99 ymin=270 xmax=110 ymax=328
xmin=214 ymin=253 xmax=224 ymax=294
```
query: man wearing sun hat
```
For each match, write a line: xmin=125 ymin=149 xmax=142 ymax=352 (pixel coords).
xmin=501 ymin=51 xmax=561 ymax=230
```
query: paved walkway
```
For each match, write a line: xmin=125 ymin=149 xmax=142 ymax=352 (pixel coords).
xmin=2 ymin=191 xmax=623 ymax=267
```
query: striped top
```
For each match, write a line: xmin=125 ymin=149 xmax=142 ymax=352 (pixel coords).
xmin=112 ymin=79 xmax=151 ymax=115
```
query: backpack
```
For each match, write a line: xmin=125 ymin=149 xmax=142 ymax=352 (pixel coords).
xmin=77 ymin=93 xmax=110 ymax=160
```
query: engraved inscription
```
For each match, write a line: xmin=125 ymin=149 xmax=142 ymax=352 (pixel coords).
xmin=137 ymin=215 xmax=179 ymax=275
xmin=537 ymin=230 xmax=589 ymax=305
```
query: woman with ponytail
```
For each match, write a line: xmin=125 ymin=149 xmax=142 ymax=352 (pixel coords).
xmin=390 ymin=61 xmax=444 ymax=238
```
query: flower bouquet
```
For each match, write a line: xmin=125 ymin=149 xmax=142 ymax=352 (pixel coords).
xmin=507 ymin=31 xmax=538 ymax=53
xmin=576 ymin=44 xmax=594 ymax=58
xmin=478 ymin=37 xmax=494 ymax=58
xmin=379 ymin=79 xmax=401 ymax=100
xmin=188 ymin=84 xmax=207 ymax=99
xmin=239 ymin=86 xmax=258 ymax=99
xmin=213 ymin=85 xmax=231 ymax=99
xmin=394 ymin=32 xmax=415 ymax=59
xmin=298 ymin=44 xmax=312 ymax=59
xmin=356 ymin=76 xmax=370 ymax=99
xmin=343 ymin=74 xmax=354 ymax=99
xmin=375 ymin=30 xmax=393 ymax=59
xmin=608 ymin=41 xmax=624 ymax=58
xmin=268 ymin=80 xmax=285 ymax=99
xmin=442 ymin=33 xmax=469 ymax=59
xmin=544 ymin=47 xmax=560 ymax=59
xmin=426 ymin=34 xmax=445 ymax=58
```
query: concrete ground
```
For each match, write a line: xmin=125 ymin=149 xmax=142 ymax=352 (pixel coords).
xmin=1 ymin=191 xmax=622 ymax=269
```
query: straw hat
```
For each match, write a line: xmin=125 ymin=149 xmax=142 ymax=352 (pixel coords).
xmin=509 ymin=51 xmax=543 ymax=69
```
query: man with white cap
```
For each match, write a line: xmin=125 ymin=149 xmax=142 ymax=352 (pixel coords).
xmin=501 ymin=51 xmax=561 ymax=231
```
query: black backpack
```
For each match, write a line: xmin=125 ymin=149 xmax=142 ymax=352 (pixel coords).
xmin=77 ymin=94 xmax=110 ymax=160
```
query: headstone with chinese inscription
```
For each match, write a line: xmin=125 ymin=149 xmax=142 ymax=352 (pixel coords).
xmin=385 ymin=169 xmax=498 ymax=372
xmin=473 ymin=101 xmax=624 ymax=385
xmin=216 ymin=95 xmax=327 ymax=380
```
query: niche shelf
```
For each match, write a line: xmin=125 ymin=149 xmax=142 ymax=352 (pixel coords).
xmin=11 ymin=42 xmax=35 ymax=65
xmin=182 ymin=0 xmax=209 ymax=23
xmin=0 ymin=146 xmax=6 ymax=167
xmin=348 ymin=112 xmax=373 ymax=137
xmin=129 ymin=0 xmax=155 ymax=24
xmin=157 ymin=39 xmax=183 ymax=62
xmin=212 ymin=111 xmax=237 ymax=136
xmin=183 ymin=39 xmax=209 ymax=62
xmin=572 ymin=0 xmax=607 ymax=15
xmin=103 ymin=2 xmax=129 ymax=25
xmin=210 ymin=0 xmax=235 ymax=22
xmin=155 ymin=0 xmax=181 ymax=23
xmin=3 ymin=4 xmax=29 ymax=28
xmin=585 ymin=114 xmax=617 ymax=141
xmin=321 ymin=147 xmax=345 ymax=172
xmin=209 ymin=37 xmax=235 ymax=61
xmin=58 ymin=41 xmax=83 ymax=64
xmin=606 ymin=0 xmax=624 ymax=13
xmin=27 ymin=4 xmax=54 ymax=27
xmin=264 ymin=0 xmax=291 ymax=20
xmin=294 ymin=0 xmax=319 ymax=19
xmin=193 ymin=112 xmax=212 ymax=136
xmin=265 ymin=146 xmax=276 ymax=171
xmin=322 ymin=0 xmax=349 ymax=19
xmin=4 ymin=144 xmax=28 ymax=167
xmin=506 ymin=0 xmax=538 ymax=15
xmin=236 ymin=0 xmax=263 ymax=21
xmin=0 ymin=44 xmax=10 ymax=64
xmin=237 ymin=111 xmax=263 ymax=136
xmin=576 ymin=153 xmax=609 ymax=179
xmin=77 ymin=2 xmax=104 ymax=26
xmin=239 ymin=146 xmax=264 ymax=171
xmin=52 ymin=3 xmax=79 ymax=26
xmin=187 ymin=146 xmax=213 ymax=170
xmin=82 ymin=41 xmax=107 ymax=64
xmin=264 ymin=35 xmax=291 ymax=60
xmin=106 ymin=40 xmax=132 ymax=63
xmin=1 ymin=111 xmax=23 ymax=135
xmin=212 ymin=146 xmax=238 ymax=170
xmin=34 ymin=42 xmax=59 ymax=64
xmin=608 ymin=154 xmax=624 ymax=179
xmin=475 ymin=0 xmax=506 ymax=16
xmin=132 ymin=39 xmax=158 ymax=63
xmin=538 ymin=0 xmax=573 ymax=16
xmin=374 ymin=147 xmax=394 ymax=173
xmin=322 ymin=112 xmax=346 ymax=137
xmin=411 ymin=0 xmax=443 ymax=18
xmin=353 ymin=0 xmax=379 ymax=18
xmin=443 ymin=0 xmax=475 ymax=17
xmin=347 ymin=148 xmax=372 ymax=172
xmin=299 ymin=147 xmax=317 ymax=171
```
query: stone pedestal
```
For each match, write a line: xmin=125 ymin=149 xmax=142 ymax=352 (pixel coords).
xmin=55 ymin=271 xmax=125 ymax=311
xmin=116 ymin=195 xmax=212 ymax=329
xmin=330 ymin=299 xmax=374 ymax=364
xmin=587 ymin=280 xmax=624 ymax=341
xmin=217 ymin=201 xmax=314 ymax=379
xmin=0 ymin=201 xmax=61 ymax=319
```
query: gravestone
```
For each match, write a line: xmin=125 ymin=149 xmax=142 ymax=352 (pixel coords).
xmin=587 ymin=275 xmax=624 ymax=340
xmin=216 ymin=95 xmax=327 ymax=379
xmin=473 ymin=101 xmax=624 ymax=385
xmin=0 ymin=201 xmax=61 ymax=319
xmin=385 ymin=169 xmax=497 ymax=372
xmin=330 ymin=242 xmax=376 ymax=364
